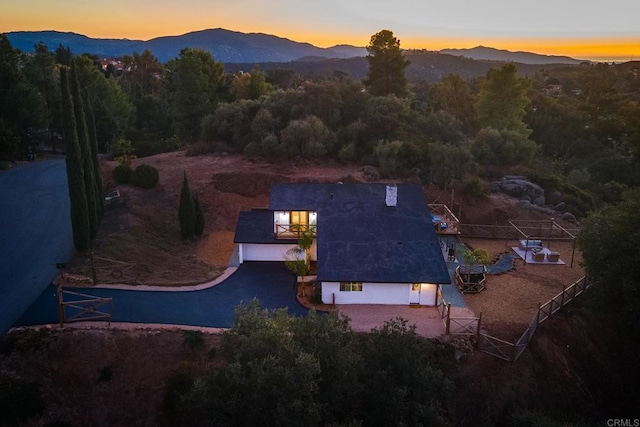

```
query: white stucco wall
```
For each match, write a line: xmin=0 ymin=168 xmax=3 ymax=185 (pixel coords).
xmin=322 ymin=281 xmax=438 ymax=306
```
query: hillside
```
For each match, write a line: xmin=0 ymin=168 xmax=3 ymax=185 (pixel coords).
xmin=441 ymin=45 xmax=584 ymax=65
xmin=6 ymin=28 xmax=366 ymax=63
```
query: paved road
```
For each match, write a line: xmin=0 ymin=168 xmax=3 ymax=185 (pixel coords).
xmin=0 ymin=159 xmax=74 ymax=334
xmin=15 ymin=262 xmax=308 ymax=328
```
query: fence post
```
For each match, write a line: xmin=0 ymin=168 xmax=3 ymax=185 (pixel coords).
xmin=56 ymin=283 xmax=65 ymax=328
xmin=560 ymin=285 xmax=566 ymax=307
xmin=536 ymin=302 xmax=541 ymax=326
xmin=446 ymin=303 xmax=451 ymax=334
xmin=475 ymin=312 xmax=482 ymax=346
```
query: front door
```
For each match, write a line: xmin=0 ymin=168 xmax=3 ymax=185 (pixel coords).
xmin=409 ymin=283 xmax=420 ymax=304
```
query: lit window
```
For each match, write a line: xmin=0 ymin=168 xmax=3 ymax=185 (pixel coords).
xmin=340 ymin=282 xmax=363 ymax=292
xmin=411 ymin=283 xmax=420 ymax=291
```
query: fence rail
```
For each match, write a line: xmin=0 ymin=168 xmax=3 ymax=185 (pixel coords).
xmin=437 ymin=287 xmax=480 ymax=336
xmin=56 ymin=286 xmax=113 ymax=327
xmin=474 ymin=276 xmax=590 ymax=362
xmin=458 ymin=223 xmax=580 ymax=240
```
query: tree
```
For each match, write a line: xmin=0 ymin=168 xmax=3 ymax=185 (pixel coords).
xmin=84 ymin=89 xmax=103 ymax=220
xmin=74 ymin=54 xmax=134 ymax=150
xmin=168 ymin=48 xmax=225 ymax=142
xmin=169 ymin=301 xmax=453 ymax=426
xmin=279 ymin=115 xmax=332 ymax=158
xmin=432 ymin=74 xmax=477 ymax=133
xmin=578 ymin=188 xmax=640 ymax=335
xmin=472 ymin=127 xmax=539 ymax=167
xmin=248 ymin=65 xmax=271 ymax=100
xmin=364 ymin=29 xmax=410 ymax=97
xmin=475 ymin=63 xmax=531 ymax=135
xmin=179 ymin=172 xmax=195 ymax=239
xmin=71 ymin=61 xmax=98 ymax=239
xmin=54 ymin=44 xmax=72 ymax=65
xmin=60 ymin=66 xmax=90 ymax=253
xmin=22 ymin=42 xmax=61 ymax=152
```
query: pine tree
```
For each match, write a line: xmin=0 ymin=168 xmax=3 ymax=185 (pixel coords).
xmin=179 ymin=172 xmax=195 ymax=238
xmin=70 ymin=61 xmax=98 ymax=239
xmin=84 ymin=89 xmax=103 ymax=220
xmin=193 ymin=192 xmax=205 ymax=237
xmin=60 ymin=66 xmax=90 ymax=253
xmin=364 ymin=29 xmax=410 ymax=97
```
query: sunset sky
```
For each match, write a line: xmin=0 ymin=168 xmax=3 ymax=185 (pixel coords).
xmin=1 ymin=0 xmax=639 ymax=61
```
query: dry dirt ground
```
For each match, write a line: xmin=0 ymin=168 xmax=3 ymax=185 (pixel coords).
xmin=2 ymin=152 xmax=599 ymax=425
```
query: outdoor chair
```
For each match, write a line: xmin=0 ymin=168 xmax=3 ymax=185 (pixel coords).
xmin=546 ymin=252 xmax=560 ymax=262
xmin=532 ymin=251 xmax=545 ymax=262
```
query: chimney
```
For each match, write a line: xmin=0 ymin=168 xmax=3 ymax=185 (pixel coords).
xmin=385 ymin=185 xmax=397 ymax=207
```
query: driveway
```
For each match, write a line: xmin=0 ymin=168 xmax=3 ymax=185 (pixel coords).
xmin=0 ymin=159 xmax=74 ymax=334
xmin=15 ymin=262 xmax=309 ymax=328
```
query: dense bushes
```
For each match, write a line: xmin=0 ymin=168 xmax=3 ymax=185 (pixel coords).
xmin=112 ymin=163 xmax=159 ymax=189
xmin=165 ymin=301 xmax=455 ymax=426
xmin=112 ymin=164 xmax=133 ymax=184
xmin=130 ymin=164 xmax=159 ymax=188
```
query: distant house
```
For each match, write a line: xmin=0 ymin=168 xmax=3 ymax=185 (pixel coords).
xmin=233 ymin=183 xmax=451 ymax=305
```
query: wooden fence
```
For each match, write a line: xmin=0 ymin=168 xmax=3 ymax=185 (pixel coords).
xmin=476 ymin=276 xmax=590 ymax=361
xmin=458 ymin=223 xmax=580 ymax=240
xmin=436 ymin=287 xmax=481 ymax=336
xmin=56 ymin=285 xmax=113 ymax=327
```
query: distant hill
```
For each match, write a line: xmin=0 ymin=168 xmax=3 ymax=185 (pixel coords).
xmin=440 ymin=46 xmax=583 ymax=65
xmin=5 ymin=29 xmax=578 ymax=82
xmin=5 ymin=28 xmax=367 ymax=63
xmin=225 ymin=51 xmax=571 ymax=84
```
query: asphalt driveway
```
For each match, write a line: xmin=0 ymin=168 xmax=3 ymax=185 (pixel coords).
xmin=0 ymin=159 xmax=74 ymax=334
xmin=15 ymin=262 xmax=309 ymax=328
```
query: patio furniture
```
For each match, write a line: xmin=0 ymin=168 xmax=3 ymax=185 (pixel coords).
xmin=532 ymin=251 xmax=545 ymax=262
xmin=520 ymin=239 xmax=543 ymax=251
xmin=546 ymin=252 xmax=560 ymax=262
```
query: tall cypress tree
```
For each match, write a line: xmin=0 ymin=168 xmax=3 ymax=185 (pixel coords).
xmin=84 ymin=89 xmax=103 ymax=221
xmin=179 ymin=172 xmax=195 ymax=238
xmin=70 ymin=61 xmax=98 ymax=239
xmin=60 ymin=66 xmax=90 ymax=253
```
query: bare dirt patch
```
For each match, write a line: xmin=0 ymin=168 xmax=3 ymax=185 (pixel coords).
xmin=459 ymin=238 xmax=584 ymax=341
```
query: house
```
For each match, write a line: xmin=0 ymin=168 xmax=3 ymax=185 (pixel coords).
xmin=233 ymin=183 xmax=451 ymax=306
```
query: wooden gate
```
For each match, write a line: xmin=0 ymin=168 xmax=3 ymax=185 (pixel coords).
xmin=56 ymin=285 xmax=113 ymax=327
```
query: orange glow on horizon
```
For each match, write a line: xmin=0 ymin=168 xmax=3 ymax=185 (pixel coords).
xmin=3 ymin=16 xmax=638 ymax=62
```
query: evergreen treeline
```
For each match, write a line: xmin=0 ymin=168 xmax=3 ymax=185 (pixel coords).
xmin=1 ymin=32 xmax=639 ymax=217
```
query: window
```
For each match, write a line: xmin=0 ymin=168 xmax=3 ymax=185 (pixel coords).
xmin=290 ymin=211 xmax=308 ymax=226
xmin=411 ymin=283 xmax=420 ymax=292
xmin=340 ymin=282 xmax=363 ymax=292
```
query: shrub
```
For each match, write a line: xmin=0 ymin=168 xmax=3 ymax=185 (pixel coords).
xmin=130 ymin=164 xmax=159 ymax=189
xmin=164 ymin=361 xmax=200 ymax=421
xmin=183 ymin=330 xmax=205 ymax=350
xmin=112 ymin=164 xmax=133 ymax=184
xmin=462 ymin=177 xmax=486 ymax=198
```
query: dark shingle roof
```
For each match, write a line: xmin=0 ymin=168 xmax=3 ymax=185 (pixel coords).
xmin=233 ymin=209 xmax=297 ymax=244
xmin=268 ymin=183 xmax=450 ymax=284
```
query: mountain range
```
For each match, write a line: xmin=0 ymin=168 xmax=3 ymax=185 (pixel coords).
xmin=6 ymin=28 xmax=367 ymax=63
xmin=6 ymin=28 xmax=582 ymax=66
